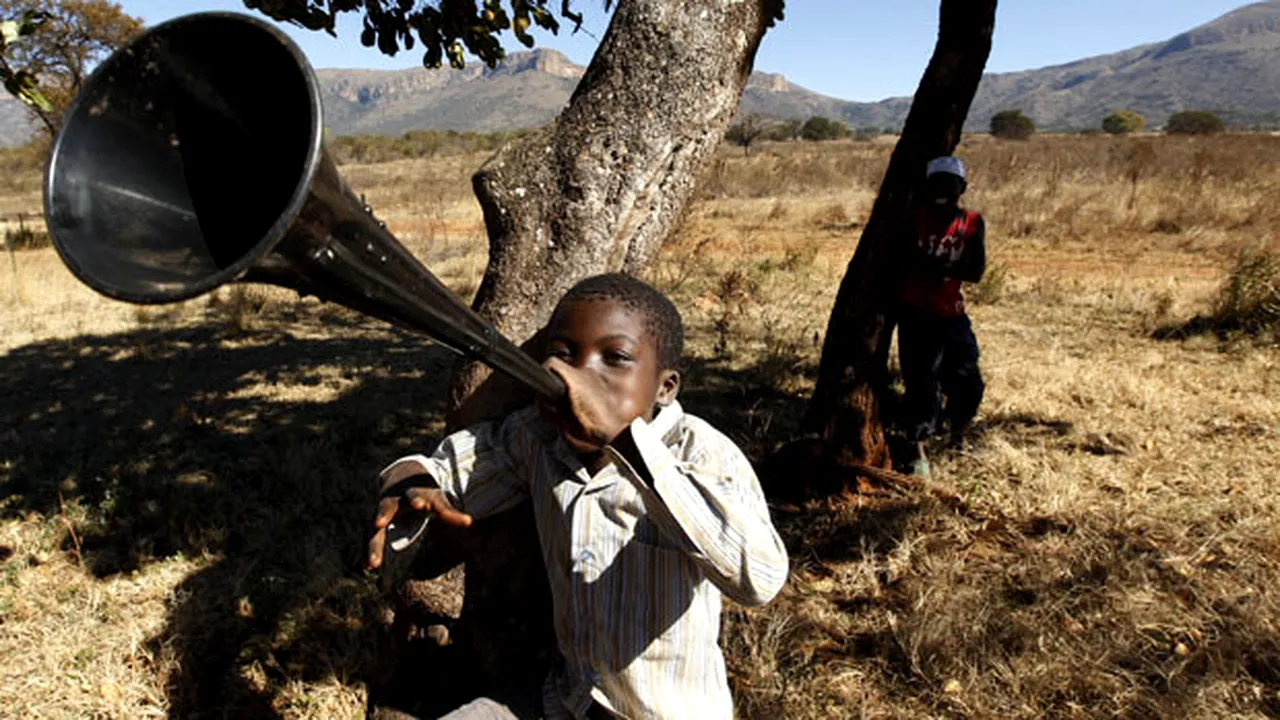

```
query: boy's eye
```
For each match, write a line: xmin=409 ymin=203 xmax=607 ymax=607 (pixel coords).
xmin=547 ymin=346 xmax=572 ymax=359
xmin=605 ymin=350 xmax=633 ymax=364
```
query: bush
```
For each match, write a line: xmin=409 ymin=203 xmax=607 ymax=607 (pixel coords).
xmin=327 ymin=128 xmax=535 ymax=164
xmin=800 ymin=116 xmax=850 ymax=142
xmin=1166 ymin=111 xmax=1224 ymax=135
xmin=1159 ymin=245 xmax=1280 ymax=343
xmin=967 ymin=262 xmax=1010 ymax=306
xmin=1214 ymin=246 xmax=1280 ymax=337
xmin=990 ymin=110 xmax=1035 ymax=140
xmin=1103 ymin=109 xmax=1146 ymax=135
xmin=3 ymin=218 xmax=50 ymax=250
xmin=724 ymin=114 xmax=769 ymax=154
xmin=765 ymin=118 xmax=803 ymax=142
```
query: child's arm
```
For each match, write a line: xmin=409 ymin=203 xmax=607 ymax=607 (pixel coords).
xmin=366 ymin=408 xmax=539 ymax=569
xmin=609 ymin=424 xmax=789 ymax=608
xmin=901 ymin=214 xmax=986 ymax=282
xmin=545 ymin=360 xmax=789 ymax=606
xmin=953 ymin=214 xmax=986 ymax=283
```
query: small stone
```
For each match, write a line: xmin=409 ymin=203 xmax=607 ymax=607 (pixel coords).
xmin=944 ymin=679 xmax=963 ymax=695
xmin=809 ymin=578 xmax=835 ymax=593
xmin=99 ymin=681 xmax=121 ymax=702
xmin=427 ymin=624 xmax=451 ymax=646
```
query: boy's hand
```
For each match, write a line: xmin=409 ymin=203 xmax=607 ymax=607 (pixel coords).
xmin=543 ymin=358 xmax=631 ymax=453
xmin=366 ymin=478 xmax=472 ymax=571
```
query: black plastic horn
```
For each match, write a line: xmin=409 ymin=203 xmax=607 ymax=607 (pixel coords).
xmin=43 ymin=11 xmax=565 ymax=400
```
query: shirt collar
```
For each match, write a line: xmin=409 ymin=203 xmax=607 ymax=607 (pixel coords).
xmin=647 ymin=400 xmax=685 ymax=446
xmin=547 ymin=400 xmax=686 ymax=482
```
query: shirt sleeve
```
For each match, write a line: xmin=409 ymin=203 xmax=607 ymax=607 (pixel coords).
xmin=607 ymin=418 xmax=790 ymax=607
xmin=954 ymin=214 xmax=986 ymax=283
xmin=378 ymin=407 xmax=539 ymax=520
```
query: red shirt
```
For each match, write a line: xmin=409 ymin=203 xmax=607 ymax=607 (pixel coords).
xmin=899 ymin=207 xmax=984 ymax=318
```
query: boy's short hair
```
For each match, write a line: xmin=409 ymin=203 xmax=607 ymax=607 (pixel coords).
xmin=555 ymin=273 xmax=684 ymax=370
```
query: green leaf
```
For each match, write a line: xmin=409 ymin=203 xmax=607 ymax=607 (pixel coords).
xmin=18 ymin=10 xmax=48 ymax=36
xmin=21 ymin=86 xmax=52 ymax=113
xmin=446 ymin=41 xmax=465 ymax=69
xmin=1 ymin=11 xmax=47 ymax=45
xmin=2 ymin=71 xmax=52 ymax=112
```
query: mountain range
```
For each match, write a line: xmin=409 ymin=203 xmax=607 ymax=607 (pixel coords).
xmin=3 ymin=1 xmax=1280 ymax=145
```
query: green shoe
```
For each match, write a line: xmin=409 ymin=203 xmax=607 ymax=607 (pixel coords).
xmin=910 ymin=456 xmax=932 ymax=480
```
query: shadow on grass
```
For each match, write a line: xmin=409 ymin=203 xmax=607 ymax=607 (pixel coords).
xmin=0 ymin=307 xmax=858 ymax=718
xmin=1 ymin=306 xmax=456 ymax=717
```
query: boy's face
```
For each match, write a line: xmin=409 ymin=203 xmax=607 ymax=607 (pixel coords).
xmin=545 ymin=298 xmax=680 ymax=425
xmin=926 ymin=172 xmax=965 ymax=208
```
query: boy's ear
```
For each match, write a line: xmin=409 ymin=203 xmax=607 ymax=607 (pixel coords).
xmin=656 ymin=369 xmax=681 ymax=406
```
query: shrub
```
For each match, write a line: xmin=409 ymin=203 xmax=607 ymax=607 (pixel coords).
xmin=765 ymin=118 xmax=803 ymax=142
xmin=1102 ymin=109 xmax=1146 ymax=135
xmin=967 ymin=262 xmax=1010 ymax=306
xmin=1213 ymin=246 xmax=1279 ymax=337
xmin=1158 ymin=245 xmax=1280 ymax=343
xmin=3 ymin=218 xmax=50 ymax=250
xmin=800 ymin=116 xmax=850 ymax=142
xmin=1166 ymin=111 xmax=1224 ymax=135
xmin=991 ymin=110 xmax=1035 ymax=140
xmin=327 ymin=128 xmax=535 ymax=164
xmin=724 ymin=114 xmax=769 ymax=154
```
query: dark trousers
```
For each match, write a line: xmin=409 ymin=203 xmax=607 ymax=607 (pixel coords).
xmin=897 ymin=307 xmax=985 ymax=442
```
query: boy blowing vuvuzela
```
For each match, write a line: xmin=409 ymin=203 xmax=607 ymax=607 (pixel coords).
xmin=367 ymin=274 xmax=790 ymax=720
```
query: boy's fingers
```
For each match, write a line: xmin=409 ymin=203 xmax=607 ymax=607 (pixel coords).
xmin=372 ymin=496 xmax=400 ymax=530
xmin=407 ymin=488 xmax=431 ymax=510
xmin=432 ymin=504 xmax=473 ymax=528
xmin=367 ymin=528 xmax=386 ymax=570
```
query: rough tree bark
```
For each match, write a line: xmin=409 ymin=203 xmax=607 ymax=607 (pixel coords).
xmin=788 ymin=0 xmax=997 ymax=492
xmin=384 ymin=0 xmax=783 ymax=712
xmin=448 ymin=0 xmax=783 ymax=422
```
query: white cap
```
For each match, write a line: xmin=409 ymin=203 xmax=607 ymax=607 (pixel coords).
xmin=926 ymin=156 xmax=966 ymax=181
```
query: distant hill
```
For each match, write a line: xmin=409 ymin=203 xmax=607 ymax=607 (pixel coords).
xmin=963 ymin=0 xmax=1280 ymax=130
xmin=4 ymin=2 xmax=1280 ymax=146
xmin=299 ymin=0 xmax=1280 ymax=135
xmin=317 ymin=49 xmax=584 ymax=136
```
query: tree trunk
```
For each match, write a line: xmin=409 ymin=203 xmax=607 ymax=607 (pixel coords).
xmin=795 ymin=0 xmax=997 ymax=485
xmin=448 ymin=0 xmax=783 ymax=425
xmin=388 ymin=0 xmax=783 ymax=707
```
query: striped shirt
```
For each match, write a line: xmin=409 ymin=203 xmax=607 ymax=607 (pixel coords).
xmin=379 ymin=400 xmax=789 ymax=719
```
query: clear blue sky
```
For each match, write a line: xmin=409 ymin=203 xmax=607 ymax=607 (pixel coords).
xmin=120 ymin=0 xmax=1251 ymax=102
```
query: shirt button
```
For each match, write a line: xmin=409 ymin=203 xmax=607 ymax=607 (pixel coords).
xmin=577 ymin=549 xmax=593 ymax=564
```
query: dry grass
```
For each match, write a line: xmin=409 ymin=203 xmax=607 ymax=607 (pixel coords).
xmin=3 ymin=134 xmax=1280 ymax=718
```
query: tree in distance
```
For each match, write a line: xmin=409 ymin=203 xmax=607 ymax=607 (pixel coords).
xmin=724 ymin=113 xmax=769 ymax=154
xmin=0 ymin=0 xmax=143 ymax=135
xmin=766 ymin=117 xmax=803 ymax=142
xmin=801 ymin=115 xmax=850 ymax=141
xmin=1103 ymin=109 xmax=1145 ymax=135
xmin=1166 ymin=110 xmax=1224 ymax=135
xmin=990 ymin=109 xmax=1035 ymax=140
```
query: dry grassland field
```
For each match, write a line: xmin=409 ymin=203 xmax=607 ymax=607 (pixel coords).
xmin=2 ymin=133 xmax=1279 ymax=719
